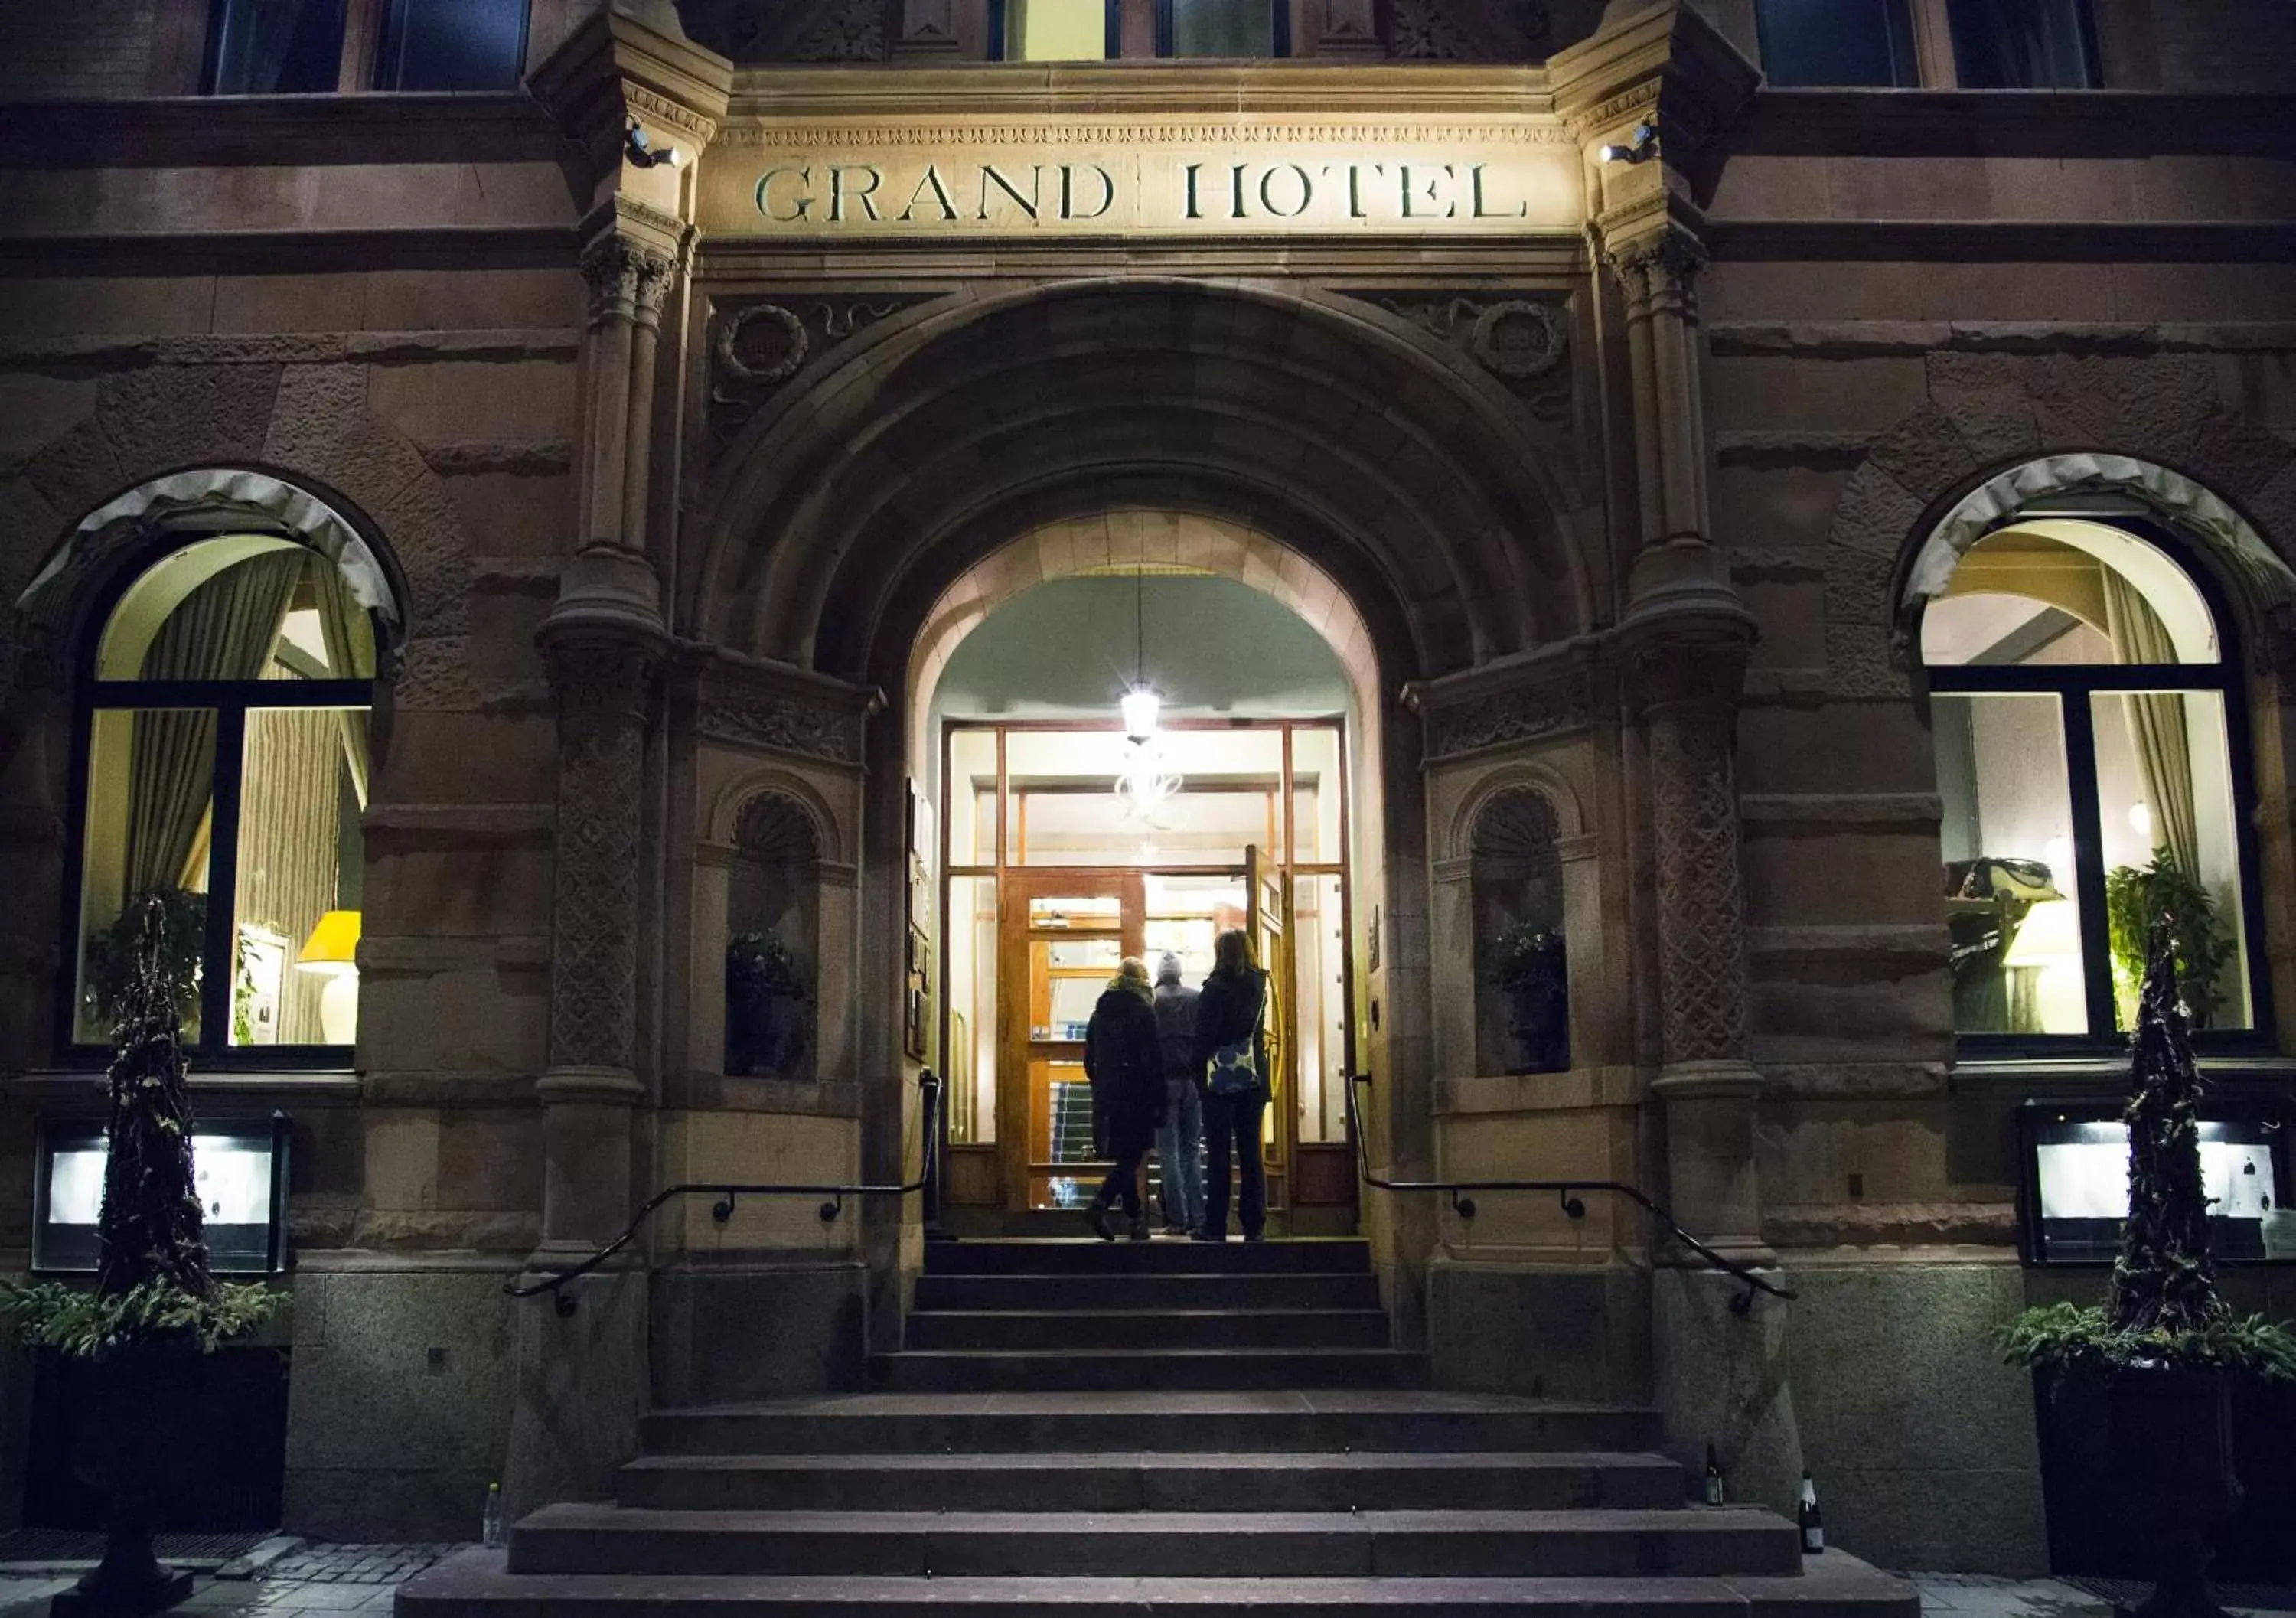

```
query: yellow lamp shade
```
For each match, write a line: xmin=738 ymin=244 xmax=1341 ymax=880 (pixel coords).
xmin=296 ymin=909 xmax=362 ymax=976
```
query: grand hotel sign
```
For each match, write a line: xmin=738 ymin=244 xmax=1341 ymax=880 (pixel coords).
xmin=700 ymin=120 xmax=1580 ymax=238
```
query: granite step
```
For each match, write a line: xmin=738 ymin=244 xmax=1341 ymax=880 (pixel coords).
xmin=923 ymin=1238 xmax=1372 ymax=1276
xmin=400 ymin=1549 xmax=1924 ymax=1618
xmin=904 ymin=1306 xmax=1394 ymax=1351
xmin=641 ymin=1392 xmax=1664 ymax=1457
xmin=868 ymin=1346 xmax=1428 ymax=1392
xmin=615 ymin=1451 xmax=1686 ymax=1513
xmin=506 ymin=1505 xmax=1805 ymax=1580
xmin=912 ymin=1271 xmax=1384 ymax=1312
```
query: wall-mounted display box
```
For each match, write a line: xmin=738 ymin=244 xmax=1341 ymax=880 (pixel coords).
xmin=2017 ymin=1096 xmax=2288 ymax=1265
xmin=32 ymin=1113 xmax=291 ymax=1275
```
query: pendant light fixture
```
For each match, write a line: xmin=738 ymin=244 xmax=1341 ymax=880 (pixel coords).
xmin=1115 ymin=557 xmax=1182 ymax=823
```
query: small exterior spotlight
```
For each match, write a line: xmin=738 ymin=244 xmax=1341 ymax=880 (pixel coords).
xmin=625 ymin=122 xmax=686 ymax=170
xmin=1598 ymin=120 xmax=1659 ymax=165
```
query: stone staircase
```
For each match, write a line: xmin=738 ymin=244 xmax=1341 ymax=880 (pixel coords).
xmin=399 ymin=1238 xmax=1917 ymax=1616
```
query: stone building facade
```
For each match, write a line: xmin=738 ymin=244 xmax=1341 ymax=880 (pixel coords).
xmin=2 ymin=0 xmax=2293 ymax=1574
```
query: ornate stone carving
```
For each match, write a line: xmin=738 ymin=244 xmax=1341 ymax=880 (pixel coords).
xmin=1631 ymin=628 xmax=1755 ymax=1068
xmin=707 ymin=295 xmax=931 ymax=457
xmin=1603 ymin=229 xmax=1710 ymax=321
xmin=1389 ymin=0 xmax=1476 ymax=58
xmin=698 ymin=689 xmax=858 ymax=763
xmin=1423 ymin=670 xmax=1596 ymax=757
xmin=581 ymin=235 xmax=679 ymax=325
xmin=735 ymin=791 xmax=823 ymax=864
xmin=714 ymin=304 xmax=810 ymax=387
xmin=793 ymin=0 xmax=887 ymax=60
xmin=544 ymin=633 xmax=661 ymax=1072
xmin=1366 ymin=293 xmax=1573 ymax=416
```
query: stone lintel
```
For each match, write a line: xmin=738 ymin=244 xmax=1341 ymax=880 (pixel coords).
xmin=1404 ymin=637 xmax=1616 ymax=761
xmin=681 ymin=641 xmax=883 ymax=768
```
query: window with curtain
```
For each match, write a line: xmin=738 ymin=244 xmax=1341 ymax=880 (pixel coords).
xmin=71 ymin=536 xmax=377 ymax=1055
xmin=204 ymin=0 xmax=349 ymax=93
xmin=993 ymin=0 xmax=1118 ymax=60
xmin=375 ymin=0 xmax=529 ymax=90
xmin=1947 ymin=0 xmax=2099 ymax=87
xmin=1921 ymin=520 xmax=2262 ymax=1042
xmin=1754 ymin=0 xmax=1921 ymax=86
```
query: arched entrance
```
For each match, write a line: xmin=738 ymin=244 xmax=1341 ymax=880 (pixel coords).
xmin=915 ymin=516 xmax=1371 ymax=1230
xmin=683 ymin=274 xmax=1596 ymax=1278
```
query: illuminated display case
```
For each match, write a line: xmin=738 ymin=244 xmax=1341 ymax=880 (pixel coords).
xmin=32 ymin=1112 xmax=291 ymax=1275
xmin=2017 ymin=1097 xmax=2288 ymax=1265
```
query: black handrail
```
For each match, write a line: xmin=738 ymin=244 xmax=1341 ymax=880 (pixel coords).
xmin=507 ymin=1070 xmax=944 ymax=1316
xmin=1344 ymin=1072 xmax=1794 ymax=1316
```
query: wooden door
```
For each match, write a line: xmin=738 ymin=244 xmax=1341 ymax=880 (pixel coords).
xmin=997 ymin=870 xmax=1146 ymax=1212
xmin=1244 ymin=844 xmax=1292 ymax=1222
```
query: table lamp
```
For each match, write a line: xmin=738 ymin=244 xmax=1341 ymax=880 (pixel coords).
xmin=296 ymin=908 xmax=361 ymax=1046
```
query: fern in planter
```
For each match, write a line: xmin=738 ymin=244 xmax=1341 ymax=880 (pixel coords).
xmin=1486 ymin=922 xmax=1568 ymax=1075
xmin=726 ymin=928 xmax=810 ymax=1077
xmin=2106 ymin=850 xmax=2235 ymax=1032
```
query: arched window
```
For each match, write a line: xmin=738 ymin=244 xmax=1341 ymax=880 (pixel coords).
xmin=1469 ymin=788 xmax=1568 ymax=1074
xmin=68 ymin=534 xmax=378 ymax=1055
xmin=1921 ymin=518 xmax=2263 ymax=1041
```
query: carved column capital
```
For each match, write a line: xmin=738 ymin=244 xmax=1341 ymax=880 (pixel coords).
xmin=1600 ymin=225 xmax=1708 ymax=323
xmin=1623 ymin=612 xmax=1753 ymax=721
xmin=581 ymin=233 xmax=680 ymax=328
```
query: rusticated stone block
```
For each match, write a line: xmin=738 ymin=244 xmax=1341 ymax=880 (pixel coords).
xmin=1865 ymin=403 xmax=1977 ymax=507
xmin=95 ymin=361 xmax=282 ymax=472
xmin=1828 ymin=461 xmax=1926 ymax=560
xmin=17 ymin=419 xmax=126 ymax=527
xmin=263 ymin=362 xmax=371 ymax=472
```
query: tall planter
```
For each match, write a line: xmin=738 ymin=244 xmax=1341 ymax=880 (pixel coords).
xmin=2108 ymin=1367 xmax=2242 ymax=1618
xmin=55 ymin=1340 xmax=204 ymax=1617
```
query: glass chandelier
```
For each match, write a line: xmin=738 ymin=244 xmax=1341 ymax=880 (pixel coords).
xmin=1116 ymin=560 xmax=1182 ymax=824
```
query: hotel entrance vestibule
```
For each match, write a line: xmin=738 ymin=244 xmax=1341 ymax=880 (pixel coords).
xmin=938 ymin=719 xmax=1358 ymax=1229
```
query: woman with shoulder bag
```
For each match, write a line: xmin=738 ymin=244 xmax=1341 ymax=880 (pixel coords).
xmin=1191 ymin=928 xmax=1269 ymax=1243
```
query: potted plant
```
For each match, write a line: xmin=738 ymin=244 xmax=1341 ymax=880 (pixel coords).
xmin=1486 ymin=922 xmax=1568 ymax=1075
xmin=2002 ymin=915 xmax=2296 ymax=1618
xmin=2106 ymin=850 xmax=2234 ymax=1031
xmin=5 ymin=899 xmax=283 ymax=1618
xmin=725 ymin=928 xmax=809 ymax=1077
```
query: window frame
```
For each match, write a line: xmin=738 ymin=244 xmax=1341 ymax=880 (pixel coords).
xmin=1154 ymin=0 xmax=1290 ymax=59
xmin=57 ymin=539 xmax=377 ymax=1069
xmin=370 ymin=0 xmax=530 ymax=92
xmin=1921 ymin=517 xmax=2275 ymax=1057
xmin=989 ymin=0 xmax=1122 ymax=61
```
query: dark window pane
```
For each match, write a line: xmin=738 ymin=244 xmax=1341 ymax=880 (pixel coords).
xmin=206 ymin=0 xmax=347 ymax=94
xmin=1164 ymin=0 xmax=1280 ymax=57
xmin=377 ymin=0 xmax=529 ymax=91
xmin=1948 ymin=0 xmax=2099 ymax=87
xmin=1755 ymin=0 xmax=1920 ymax=86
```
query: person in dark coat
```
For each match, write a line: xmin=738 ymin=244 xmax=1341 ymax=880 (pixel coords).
xmin=1151 ymin=952 xmax=1205 ymax=1236
xmin=1081 ymin=955 xmax=1167 ymax=1241
xmin=1192 ymin=928 xmax=1270 ymax=1242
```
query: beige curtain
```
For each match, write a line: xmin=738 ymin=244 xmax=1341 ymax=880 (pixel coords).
xmin=2102 ymin=572 xmax=2197 ymax=875
xmin=236 ymin=707 xmax=344 ymax=1042
xmin=125 ymin=551 xmax=305 ymax=896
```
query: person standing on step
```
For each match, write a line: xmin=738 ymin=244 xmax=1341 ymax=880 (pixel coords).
xmin=1192 ymin=928 xmax=1270 ymax=1243
xmin=1081 ymin=955 xmax=1167 ymax=1241
xmin=1150 ymin=951 xmax=1205 ymax=1238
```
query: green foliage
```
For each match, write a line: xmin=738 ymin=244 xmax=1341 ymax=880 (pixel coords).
xmin=727 ymin=929 xmax=808 ymax=1000
xmin=1 ymin=1278 xmax=283 ymax=1359
xmin=81 ymin=888 xmax=204 ymax=1032
xmin=1485 ymin=922 xmax=1565 ymax=994
xmin=2106 ymin=850 xmax=2234 ymax=1030
xmin=2001 ymin=1300 xmax=2296 ymax=1382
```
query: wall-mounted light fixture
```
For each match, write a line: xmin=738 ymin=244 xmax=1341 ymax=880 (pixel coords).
xmin=1598 ymin=120 xmax=1659 ymax=165
xmin=625 ymin=122 xmax=687 ymax=170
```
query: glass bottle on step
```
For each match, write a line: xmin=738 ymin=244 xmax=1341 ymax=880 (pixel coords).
xmin=1703 ymin=1444 xmax=1724 ymax=1506
xmin=1797 ymin=1472 xmax=1823 ymax=1554
xmin=482 ymin=1482 xmax=505 ymax=1549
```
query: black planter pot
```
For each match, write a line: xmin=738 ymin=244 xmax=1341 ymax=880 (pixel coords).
xmin=54 ymin=1338 xmax=204 ymax=1618
xmin=1506 ymin=981 xmax=1569 ymax=1075
xmin=2108 ymin=1365 xmax=2245 ymax=1618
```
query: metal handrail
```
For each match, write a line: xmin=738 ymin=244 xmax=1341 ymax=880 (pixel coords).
xmin=507 ymin=1070 xmax=944 ymax=1315
xmin=1344 ymin=1072 xmax=1795 ymax=1315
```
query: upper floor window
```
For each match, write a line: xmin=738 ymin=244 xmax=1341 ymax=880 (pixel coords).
xmin=375 ymin=0 xmax=529 ymax=90
xmin=204 ymin=0 xmax=348 ymax=94
xmin=1946 ymin=0 xmax=2099 ymax=87
xmin=1923 ymin=520 xmax=2263 ymax=1044
xmin=993 ymin=0 xmax=1287 ymax=60
xmin=1755 ymin=0 xmax=1919 ymax=86
xmin=70 ymin=536 xmax=377 ymax=1058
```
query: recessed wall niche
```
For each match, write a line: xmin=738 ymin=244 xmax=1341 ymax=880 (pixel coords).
xmin=725 ymin=792 xmax=821 ymax=1081
xmin=1470 ymin=787 xmax=1567 ymax=1075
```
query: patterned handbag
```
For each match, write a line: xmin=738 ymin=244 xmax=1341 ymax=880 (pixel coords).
xmin=1206 ymin=980 xmax=1265 ymax=1098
